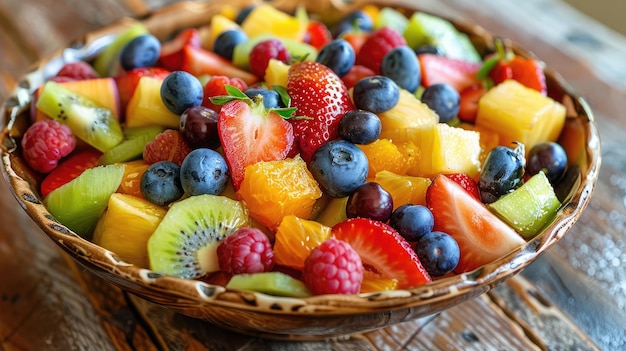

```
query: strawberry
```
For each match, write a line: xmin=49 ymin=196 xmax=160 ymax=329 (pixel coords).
xmin=458 ymin=83 xmax=486 ymax=123
xmin=426 ymin=175 xmax=525 ymax=273
xmin=143 ymin=129 xmax=193 ymax=166
xmin=444 ymin=173 xmax=480 ymax=200
xmin=418 ymin=54 xmax=482 ymax=93
xmin=180 ymin=45 xmax=259 ymax=85
xmin=332 ymin=218 xmax=431 ymax=289
xmin=216 ymin=86 xmax=295 ymax=190
xmin=157 ymin=28 xmax=202 ymax=71
xmin=287 ymin=61 xmax=354 ymax=162
xmin=355 ymin=26 xmax=406 ymax=74
xmin=40 ymin=148 xmax=101 ymax=197
xmin=114 ymin=67 xmax=170 ymax=114
xmin=341 ymin=64 xmax=375 ymax=89
xmin=202 ymin=75 xmax=248 ymax=113
xmin=56 ymin=61 xmax=100 ymax=80
xmin=304 ymin=20 xmax=332 ymax=50
xmin=490 ymin=56 xmax=547 ymax=95
xmin=342 ymin=31 xmax=368 ymax=55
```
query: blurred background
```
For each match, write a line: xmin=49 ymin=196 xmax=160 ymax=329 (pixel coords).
xmin=564 ymin=0 xmax=626 ymax=35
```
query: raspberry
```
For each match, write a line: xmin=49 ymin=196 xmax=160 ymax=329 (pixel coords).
xmin=217 ymin=227 xmax=275 ymax=274
xmin=201 ymin=75 xmax=248 ymax=113
xmin=445 ymin=173 xmax=480 ymax=200
xmin=21 ymin=119 xmax=76 ymax=173
xmin=356 ymin=27 xmax=406 ymax=74
xmin=56 ymin=61 xmax=100 ymax=80
xmin=249 ymin=39 xmax=290 ymax=78
xmin=303 ymin=239 xmax=363 ymax=295
xmin=143 ymin=129 xmax=192 ymax=166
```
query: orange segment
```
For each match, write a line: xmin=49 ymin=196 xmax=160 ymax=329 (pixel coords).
xmin=360 ymin=277 xmax=398 ymax=293
xmin=117 ymin=159 xmax=149 ymax=198
xmin=274 ymin=215 xmax=332 ymax=270
xmin=374 ymin=170 xmax=431 ymax=209
xmin=358 ymin=139 xmax=418 ymax=179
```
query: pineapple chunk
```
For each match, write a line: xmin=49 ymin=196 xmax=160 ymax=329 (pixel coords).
xmin=202 ymin=14 xmax=240 ymax=51
xmin=405 ymin=123 xmax=482 ymax=179
xmin=378 ymin=89 xmax=439 ymax=141
xmin=126 ymin=76 xmax=180 ymax=128
xmin=264 ymin=58 xmax=290 ymax=87
xmin=475 ymin=80 xmax=566 ymax=153
xmin=241 ymin=4 xmax=307 ymax=41
xmin=93 ymin=193 xmax=167 ymax=268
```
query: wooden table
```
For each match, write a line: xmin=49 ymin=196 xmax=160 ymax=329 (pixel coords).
xmin=1 ymin=0 xmax=624 ymax=350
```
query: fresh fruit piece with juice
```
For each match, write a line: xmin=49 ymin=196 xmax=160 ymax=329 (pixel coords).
xmin=226 ymin=272 xmax=311 ymax=298
xmin=125 ymin=76 xmax=180 ymax=128
xmin=273 ymin=215 xmax=332 ymax=270
xmin=40 ymin=148 xmax=102 ymax=197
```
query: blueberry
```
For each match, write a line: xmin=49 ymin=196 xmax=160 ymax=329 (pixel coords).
xmin=180 ymin=148 xmax=229 ymax=196
xmin=309 ymin=140 xmax=369 ymax=198
xmin=119 ymin=34 xmax=161 ymax=70
xmin=381 ymin=46 xmax=420 ymax=93
xmin=352 ymin=76 xmax=400 ymax=113
xmin=214 ymin=29 xmax=248 ymax=61
xmin=389 ymin=204 xmax=434 ymax=242
xmin=244 ymin=88 xmax=286 ymax=109
xmin=526 ymin=142 xmax=568 ymax=184
xmin=141 ymin=161 xmax=184 ymax=206
xmin=338 ymin=109 xmax=381 ymax=145
xmin=235 ymin=5 xmax=255 ymax=25
xmin=479 ymin=143 xmax=526 ymax=203
xmin=316 ymin=39 xmax=355 ymax=77
xmin=161 ymin=71 xmax=204 ymax=115
xmin=332 ymin=10 xmax=373 ymax=37
xmin=414 ymin=231 xmax=460 ymax=277
xmin=420 ymin=83 xmax=460 ymax=123
xmin=414 ymin=45 xmax=444 ymax=56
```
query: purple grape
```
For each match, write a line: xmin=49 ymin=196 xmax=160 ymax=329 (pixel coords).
xmin=180 ymin=106 xmax=220 ymax=149
xmin=346 ymin=182 xmax=393 ymax=222
xmin=526 ymin=142 xmax=568 ymax=184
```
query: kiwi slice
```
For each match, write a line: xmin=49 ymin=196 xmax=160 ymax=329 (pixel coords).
xmin=226 ymin=272 xmax=312 ymax=298
xmin=93 ymin=23 xmax=149 ymax=76
xmin=36 ymin=81 xmax=124 ymax=152
xmin=147 ymin=195 xmax=249 ymax=279
xmin=488 ymin=171 xmax=561 ymax=238
xmin=44 ymin=164 xmax=125 ymax=239
xmin=98 ymin=125 xmax=164 ymax=165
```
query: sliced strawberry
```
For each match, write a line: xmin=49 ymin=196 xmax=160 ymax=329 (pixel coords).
xmin=40 ymin=148 xmax=101 ymax=197
xmin=426 ymin=175 xmax=525 ymax=273
xmin=218 ymin=99 xmax=294 ymax=190
xmin=507 ymin=56 xmax=547 ymax=95
xmin=355 ymin=27 xmax=406 ymax=74
xmin=202 ymin=76 xmax=248 ymax=113
xmin=444 ymin=173 xmax=480 ymax=200
xmin=418 ymin=54 xmax=482 ymax=93
xmin=157 ymin=28 xmax=202 ymax=71
xmin=332 ymin=218 xmax=431 ymax=289
xmin=180 ymin=45 xmax=259 ymax=85
xmin=287 ymin=61 xmax=354 ymax=162
xmin=458 ymin=83 xmax=486 ymax=123
xmin=304 ymin=20 xmax=332 ymax=50
xmin=114 ymin=67 xmax=170 ymax=114
xmin=341 ymin=64 xmax=375 ymax=89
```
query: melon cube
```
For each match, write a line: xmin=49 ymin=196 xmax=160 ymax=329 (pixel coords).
xmin=475 ymin=80 xmax=566 ymax=153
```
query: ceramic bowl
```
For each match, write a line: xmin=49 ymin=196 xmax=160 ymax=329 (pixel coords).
xmin=0 ymin=0 xmax=600 ymax=340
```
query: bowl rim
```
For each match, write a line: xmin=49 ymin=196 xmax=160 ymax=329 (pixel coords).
xmin=0 ymin=0 xmax=601 ymax=318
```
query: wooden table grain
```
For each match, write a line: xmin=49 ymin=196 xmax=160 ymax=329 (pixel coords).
xmin=1 ymin=0 xmax=624 ymax=350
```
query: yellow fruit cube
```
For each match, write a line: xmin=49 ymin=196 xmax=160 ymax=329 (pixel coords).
xmin=378 ymin=89 xmax=439 ymax=141
xmin=126 ymin=76 xmax=180 ymax=128
xmin=374 ymin=170 xmax=431 ymax=209
xmin=264 ymin=58 xmax=290 ymax=88
xmin=202 ymin=14 xmax=240 ymax=51
xmin=475 ymin=80 xmax=566 ymax=153
xmin=241 ymin=4 xmax=307 ymax=41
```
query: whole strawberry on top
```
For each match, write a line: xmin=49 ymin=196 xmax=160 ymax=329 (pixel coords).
xmin=287 ymin=61 xmax=354 ymax=162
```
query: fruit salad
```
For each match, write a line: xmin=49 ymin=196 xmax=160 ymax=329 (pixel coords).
xmin=20 ymin=3 xmax=570 ymax=297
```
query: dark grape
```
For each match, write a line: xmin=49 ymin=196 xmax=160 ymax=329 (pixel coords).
xmin=389 ymin=204 xmax=434 ymax=242
xmin=346 ymin=182 xmax=393 ymax=222
xmin=180 ymin=106 xmax=220 ymax=149
xmin=420 ymin=83 xmax=460 ymax=123
xmin=338 ymin=109 xmax=381 ymax=145
xmin=526 ymin=142 xmax=568 ymax=184
xmin=478 ymin=143 xmax=526 ymax=203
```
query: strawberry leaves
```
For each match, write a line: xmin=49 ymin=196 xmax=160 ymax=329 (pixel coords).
xmin=210 ymin=85 xmax=301 ymax=120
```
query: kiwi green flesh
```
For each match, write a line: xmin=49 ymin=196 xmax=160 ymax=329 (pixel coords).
xmin=147 ymin=195 xmax=249 ymax=279
xmin=226 ymin=272 xmax=312 ymax=298
xmin=44 ymin=164 xmax=125 ymax=239
xmin=488 ymin=171 xmax=561 ymax=238
xmin=36 ymin=81 xmax=124 ymax=152
xmin=98 ymin=125 xmax=164 ymax=165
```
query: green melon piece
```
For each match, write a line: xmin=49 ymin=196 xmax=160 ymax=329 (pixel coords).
xmin=375 ymin=7 xmax=409 ymax=34
xmin=488 ymin=171 xmax=561 ymax=238
xmin=226 ymin=272 xmax=312 ymax=298
xmin=147 ymin=195 xmax=249 ymax=279
xmin=36 ymin=81 xmax=124 ymax=153
xmin=44 ymin=164 xmax=125 ymax=239
xmin=98 ymin=125 xmax=164 ymax=165
xmin=94 ymin=23 xmax=149 ymax=76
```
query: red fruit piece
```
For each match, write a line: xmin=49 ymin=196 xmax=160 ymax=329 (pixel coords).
xmin=303 ymin=238 xmax=363 ymax=295
xmin=491 ymin=56 xmax=547 ymax=95
xmin=114 ymin=67 xmax=171 ymax=113
xmin=143 ymin=129 xmax=193 ymax=166
xmin=341 ymin=64 xmax=375 ymax=89
xmin=426 ymin=174 xmax=525 ymax=273
xmin=287 ymin=61 xmax=354 ymax=162
xmin=158 ymin=28 xmax=202 ymax=71
xmin=444 ymin=173 xmax=480 ymax=200
xmin=21 ymin=119 xmax=76 ymax=174
xmin=342 ymin=31 xmax=368 ymax=55
xmin=249 ymin=39 xmax=290 ymax=78
xmin=458 ymin=83 xmax=486 ymax=123
xmin=418 ymin=53 xmax=482 ymax=93
xmin=305 ymin=20 xmax=332 ymax=50
xmin=218 ymin=98 xmax=294 ymax=190
xmin=332 ymin=218 xmax=431 ymax=289
xmin=40 ymin=148 xmax=101 ymax=197
xmin=181 ymin=45 xmax=259 ymax=85
xmin=217 ymin=227 xmax=275 ymax=274
xmin=56 ymin=61 xmax=100 ymax=80
xmin=202 ymin=75 xmax=248 ymax=113
xmin=355 ymin=27 xmax=406 ymax=74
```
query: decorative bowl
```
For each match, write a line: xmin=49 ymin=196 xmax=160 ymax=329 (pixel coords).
xmin=0 ymin=0 xmax=600 ymax=340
